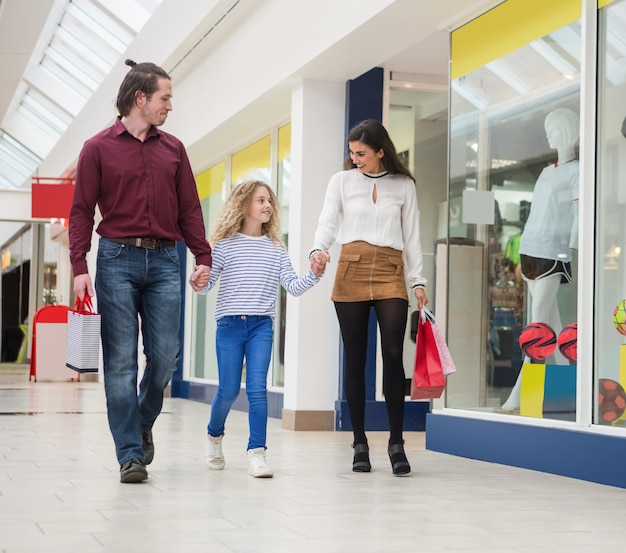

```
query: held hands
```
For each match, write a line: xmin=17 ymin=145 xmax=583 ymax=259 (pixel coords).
xmin=414 ymin=287 xmax=428 ymax=310
xmin=311 ymin=250 xmax=331 ymax=277
xmin=190 ymin=264 xmax=211 ymax=292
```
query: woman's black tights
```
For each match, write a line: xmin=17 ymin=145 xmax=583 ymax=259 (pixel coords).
xmin=334 ymin=298 xmax=408 ymax=446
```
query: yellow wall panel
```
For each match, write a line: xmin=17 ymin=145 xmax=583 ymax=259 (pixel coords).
xmin=451 ymin=0 xmax=581 ymax=79
xmin=196 ymin=162 xmax=225 ymax=200
xmin=232 ymin=136 xmax=271 ymax=184
xmin=278 ymin=124 xmax=291 ymax=163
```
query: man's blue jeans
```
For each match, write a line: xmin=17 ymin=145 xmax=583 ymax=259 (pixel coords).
xmin=95 ymin=238 xmax=181 ymax=465
xmin=207 ymin=315 xmax=273 ymax=450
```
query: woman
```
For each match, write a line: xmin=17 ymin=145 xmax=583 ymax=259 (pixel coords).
xmin=310 ymin=119 xmax=428 ymax=476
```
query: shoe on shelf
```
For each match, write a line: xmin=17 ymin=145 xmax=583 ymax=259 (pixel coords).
xmin=388 ymin=443 xmax=411 ymax=476
xmin=120 ymin=458 xmax=148 ymax=483
xmin=205 ymin=434 xmax=225 ymax=470
xmin=142 ymin=430 xmax=154 ymax=465
xmin=247 ymin=447 xmax=274 ymax=478
xmin=352 ymin=443 xmax=371 ymax=472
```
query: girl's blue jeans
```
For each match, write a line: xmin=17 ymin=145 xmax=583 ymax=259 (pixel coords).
xmin=207 ymin=315 xmax=273 ymax=450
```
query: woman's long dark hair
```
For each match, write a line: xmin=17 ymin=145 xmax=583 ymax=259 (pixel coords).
xmin=343 ymin=119 xmax=414 ymax=181
xmin=116 ymin=59 xmax=170 ymax=117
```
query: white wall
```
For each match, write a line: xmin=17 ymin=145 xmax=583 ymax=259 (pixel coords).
xmin=35 ymin=0 xmax=494 ymax=178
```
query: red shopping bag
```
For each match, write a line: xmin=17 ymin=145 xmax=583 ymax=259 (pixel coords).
xmin=422 ymin=307 xmax=456 ymax=376
xmin=411 ymin=309 xmax=446 ymax=399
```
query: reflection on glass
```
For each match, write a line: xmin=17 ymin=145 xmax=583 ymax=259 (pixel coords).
xmin=388 ymin=89 xmax=448 ymax=391
xmin=231 ymin=136 xmax=271 ymax=185
xmin=273 ymin=124 xmax=291 ymax=388
xmin=192 ymin=133 xmax=276 ymax=386
xmin=501 ymin=108 xmax=579 ymax=412
xmin=190 ymin=163 xmax=226 ymax=381
xmin=596 ymin=1 xmax=626 ymax=428
xmin=448 ymin=20 xmax=580 ymax=419
xmin=0 ymin=0 xmax=163 ymax=190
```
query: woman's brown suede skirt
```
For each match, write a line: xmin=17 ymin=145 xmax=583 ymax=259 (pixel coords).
xmin=331 ymin=241 xmax=408 ymax=302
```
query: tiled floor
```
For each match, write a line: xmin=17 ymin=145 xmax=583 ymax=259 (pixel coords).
xmin=1 ymin=365 xmax=625 ymax=553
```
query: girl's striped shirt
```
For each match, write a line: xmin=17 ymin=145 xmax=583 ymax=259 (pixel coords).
xmin=200 ymin=233 xmax=320 ymax=320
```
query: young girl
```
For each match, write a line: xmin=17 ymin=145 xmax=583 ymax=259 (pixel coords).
xmin=199 ymin=180 xmax=324 ymax=477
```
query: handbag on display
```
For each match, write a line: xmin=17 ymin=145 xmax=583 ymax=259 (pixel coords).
xmin=410 ymin=308 xmax=446 ymax=399
xmin=421 ymin=307 xmax=457 ymax=376
xmin=66 ymin=296 xmax=101 ymax=374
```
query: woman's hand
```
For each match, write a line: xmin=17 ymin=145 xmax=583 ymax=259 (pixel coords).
xmin=414 ymin=287 xmax=428 ymax=309
xmin=311 ymin=250 xmax=331 ymax=276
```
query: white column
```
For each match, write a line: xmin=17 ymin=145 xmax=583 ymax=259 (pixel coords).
xmin=52 ymin=227 xmax=71 ymax=307
xmin=282 ymin=79 xmax=345 ymax=430
xmin=577 ymin=0 xmax=597 ymax=426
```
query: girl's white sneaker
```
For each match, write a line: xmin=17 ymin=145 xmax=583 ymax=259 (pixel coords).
xmin=205 ymin=434 xmax=225 ymax=470
xmin=247 ymin=447 xmax=273 ymax=478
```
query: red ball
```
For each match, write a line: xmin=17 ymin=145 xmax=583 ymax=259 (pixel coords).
xmin=557 ymin=323 xmax=578 ymax=362
xmin=598 ymin=379 xmax=626 ymax=424
xmin=519 ymin=322 xmax=556 ymax=362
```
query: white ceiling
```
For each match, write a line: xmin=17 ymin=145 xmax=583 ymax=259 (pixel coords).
xmin=1 ymin=0 xmax=604 ymax=249
xmin=0 ymin=0 xmax=504 ymax=194
xmin=2 ymin=0 xmax=603 ymax=201
xmin=0 ymin=0 xmax=166 ymax=192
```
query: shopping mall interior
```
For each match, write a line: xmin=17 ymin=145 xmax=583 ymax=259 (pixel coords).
xmin=2 ymin=0 xmax=626 ymax=550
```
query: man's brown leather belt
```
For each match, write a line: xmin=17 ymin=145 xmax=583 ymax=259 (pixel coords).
xmin=108 ymin=237 xmax=176 ymax=249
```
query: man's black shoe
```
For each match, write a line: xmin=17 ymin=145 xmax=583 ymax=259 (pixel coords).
xmin=120 ymin=458 xmax=148 ymax=483
xmin=142 ymin=430 xmax=154 ymax=465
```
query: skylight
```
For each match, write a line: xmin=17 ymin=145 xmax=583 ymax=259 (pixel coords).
xmin=0 ymin=0 xmax=162 ymax=190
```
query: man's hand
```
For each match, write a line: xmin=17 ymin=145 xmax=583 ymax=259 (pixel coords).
xmin=73 ymin=273 xmax=94 ymax=301
xmin=190 ymin=264 xmax=210 ymax=292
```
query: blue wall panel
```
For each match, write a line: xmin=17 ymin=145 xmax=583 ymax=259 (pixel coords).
xmin=345 ymin=66 xmax=384 ymax=136
xmin=426 ymin=413 xmax=626 ymax=488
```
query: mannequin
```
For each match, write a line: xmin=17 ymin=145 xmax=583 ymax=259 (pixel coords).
xmin=502 ymin=108 xmax=579 ymax=411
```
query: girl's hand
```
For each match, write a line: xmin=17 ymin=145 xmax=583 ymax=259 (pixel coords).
xmin=311 ymin=251 xmax=330 ymax=277
xmin=190 ymin=264 xmax=210 ymax=291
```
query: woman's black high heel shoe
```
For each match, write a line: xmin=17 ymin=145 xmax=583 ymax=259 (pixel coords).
xmin=352 ymin=443 xmax=371 ymax=472
xmin=388 ymin=443 xmax=411 ymax=476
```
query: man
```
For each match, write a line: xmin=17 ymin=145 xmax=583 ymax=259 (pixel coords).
xmin=69 ymin=59 xmax=211 ymax=483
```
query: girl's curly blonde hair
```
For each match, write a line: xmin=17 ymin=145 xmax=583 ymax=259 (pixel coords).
xmin=210 ymin=180 xmax=284 ymax=247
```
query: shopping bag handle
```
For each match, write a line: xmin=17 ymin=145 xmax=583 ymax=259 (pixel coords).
xmin=74 ymin=295 xmax=95 ymax=314
xmin=420 ymin=306 xmax=435 ymax=323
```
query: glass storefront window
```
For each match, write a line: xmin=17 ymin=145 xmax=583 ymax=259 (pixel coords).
xmin=1 ymin=226 xmax=32 ymax=362
xmin=190 ymin=162 xmax=225 ymax=380
xmin=387 ymin=88 xmax=448 ymax=396
xmin=231 ymin=136 xmax=271 ymax=185
xmin=448 ymin=7 xmax=581 ymax=419
xmin=43 ymin=224 xmax=58 ymax=305
xmin=190 ymin=129 xmax=291 ymax=390
xmin=273 ymin=124 xmax=291 ymax=388
xmin=596 ymin=0 xmax=626 ymax=428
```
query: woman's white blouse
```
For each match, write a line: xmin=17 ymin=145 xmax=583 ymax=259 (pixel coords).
xmin=312 ymin=169 xmax=426 ymax=287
